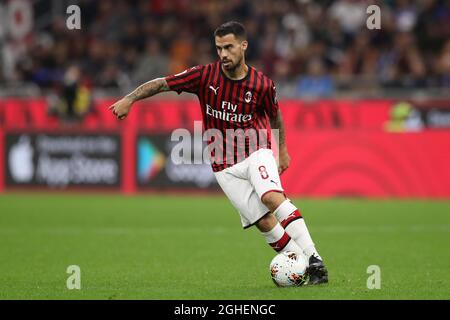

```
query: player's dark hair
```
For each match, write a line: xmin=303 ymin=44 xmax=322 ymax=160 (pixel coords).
xmin=214 ymin=21 xmax=247 ymax=41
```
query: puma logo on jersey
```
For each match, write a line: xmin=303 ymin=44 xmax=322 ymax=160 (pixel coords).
xmin=209 ymin=86 xmax=219 ymax=95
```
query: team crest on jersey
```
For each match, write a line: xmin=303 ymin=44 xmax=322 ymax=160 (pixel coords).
xmin=244 ymin=91 xmax=252 ymax=103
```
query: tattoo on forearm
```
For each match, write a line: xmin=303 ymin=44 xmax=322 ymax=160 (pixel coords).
xmin=270 ymin=110 xmax=286 ymax=147
xmin=126 ymin=78 xmax=170 ymax=102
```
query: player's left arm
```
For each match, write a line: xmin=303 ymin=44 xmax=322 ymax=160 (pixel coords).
xmin=270 ymin=110 xmax=291 ymax=175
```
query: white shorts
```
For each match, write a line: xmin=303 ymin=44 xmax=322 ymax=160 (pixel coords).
xmin=214 ymin=148 xmax=284 ymax=229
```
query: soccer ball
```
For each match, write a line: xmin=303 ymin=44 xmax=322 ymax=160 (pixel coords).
xmin=269 ymin=251 xmax=308 ymax=287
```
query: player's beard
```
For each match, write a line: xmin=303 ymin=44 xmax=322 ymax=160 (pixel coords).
xmin=224 ymin=55 xmax=243 ymax=72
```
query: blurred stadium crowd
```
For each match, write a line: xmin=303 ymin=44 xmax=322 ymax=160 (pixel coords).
xmin=1 ymin=0 xmax=449 ymax=97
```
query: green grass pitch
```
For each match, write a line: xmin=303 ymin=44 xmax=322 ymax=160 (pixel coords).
xmin=0 ymin=193 xmax=449 ymax=300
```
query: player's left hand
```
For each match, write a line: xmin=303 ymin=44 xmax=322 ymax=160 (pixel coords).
xmin=278 ymin=146 xmax=290 ymax=175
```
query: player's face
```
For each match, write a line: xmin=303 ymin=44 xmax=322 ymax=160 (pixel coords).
xmin=215 ymin=34 xmax=248 ymax=71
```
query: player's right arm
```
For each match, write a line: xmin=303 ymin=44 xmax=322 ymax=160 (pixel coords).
xmin=108 ymin=78 xmax=170 ymax=120
xmin=109 ymin=65 xmax=202 ymax=120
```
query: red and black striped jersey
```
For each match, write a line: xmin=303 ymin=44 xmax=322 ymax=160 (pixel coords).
xmin=165 ymin=61 xmax=279 ymax=172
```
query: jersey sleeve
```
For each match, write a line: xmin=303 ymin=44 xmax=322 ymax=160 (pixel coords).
xmin=164 ymin=65 xmax=203 ymax=95
xmin=262 ymin=80 xmax=279 ymax=118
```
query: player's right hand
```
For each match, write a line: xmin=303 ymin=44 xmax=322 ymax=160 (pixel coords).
xmin=108 ymin=96 xmax=133 ymax=120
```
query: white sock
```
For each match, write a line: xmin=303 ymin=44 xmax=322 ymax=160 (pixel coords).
xmin=273 ymin=200 xmax=322 ymax=261
xmin=261 ymin=223 xmax=302 ymax=254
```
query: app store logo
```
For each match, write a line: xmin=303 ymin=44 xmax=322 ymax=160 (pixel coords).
xmin=8 ymin=135 xmax=34 ymax=183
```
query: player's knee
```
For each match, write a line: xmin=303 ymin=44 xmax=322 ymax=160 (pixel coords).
xmin=261 ymin=191 xmax=285 ymax=212
xmin=255 ymin=213 xmax=277 ymax=232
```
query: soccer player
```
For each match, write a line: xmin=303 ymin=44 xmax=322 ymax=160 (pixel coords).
xmin=109 ymin=21 xmax=328 ymax=285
